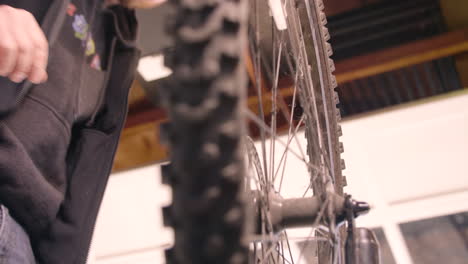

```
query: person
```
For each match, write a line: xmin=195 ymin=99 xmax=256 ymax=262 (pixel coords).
xmin=0 ymin=0 xmax=163 ymax=263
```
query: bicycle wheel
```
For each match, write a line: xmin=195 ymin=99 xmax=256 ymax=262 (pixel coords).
xmin=160 ymin=0 xmax=345 ymax=263
xmin=245 ymin=0 xmax=345 ymax=263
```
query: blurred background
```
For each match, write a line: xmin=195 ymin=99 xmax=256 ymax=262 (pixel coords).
xmin=87 ymin=0 xmax=468 ymax=263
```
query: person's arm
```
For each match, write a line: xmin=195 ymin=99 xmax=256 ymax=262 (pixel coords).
xmin=0 ymin=5 xmax=48 ymax=84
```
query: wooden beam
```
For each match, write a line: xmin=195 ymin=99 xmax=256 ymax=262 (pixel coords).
xmin=113 ymin=82 xmax=295 ymax=172
xmin=335 ymin=28 xmax=468 ymax=83
xmin=440 ymin=0 xmax=468 ymax=87
xmin=124 ymin=107 xmax=167 ymax=128
xmin=114 ymin=29 xmax=468 ymax=172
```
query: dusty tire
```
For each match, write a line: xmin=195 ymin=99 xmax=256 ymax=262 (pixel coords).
xmin=160 ymin=0 xmax=249 ymax=263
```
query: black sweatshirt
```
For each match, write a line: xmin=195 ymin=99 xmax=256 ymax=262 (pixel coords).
xmin=0 ymin=1 xmax=140 ymax=263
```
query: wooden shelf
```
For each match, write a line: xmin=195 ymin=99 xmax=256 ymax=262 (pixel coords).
xmin=335 ymin=28 xmax=468 ymax=83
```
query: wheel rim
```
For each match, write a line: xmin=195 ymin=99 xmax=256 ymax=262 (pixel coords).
xmin=244 ymin=0 xmax=345 ymax=263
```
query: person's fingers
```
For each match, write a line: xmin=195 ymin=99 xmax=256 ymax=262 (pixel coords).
xmin=0 ymin=6 xmax=18 ymax=76
xmin=0 ymin=36 xmax=17 ymax=77
xmin=28 ymin=15 xmax=49 ymax=84
xmin=28 ymin=45 xmax=47 ymax=84
xmin=28 ymin=57 xmax=48 ymax=84
xmin=8 ymin=9 xmax=36 ymax=83
xmin=8 ymin=42 xmax=32 ymax=83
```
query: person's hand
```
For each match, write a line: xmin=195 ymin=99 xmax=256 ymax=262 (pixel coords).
xmin=0 ymin=5 xmax=48 ymax=84
xmin=106 ymin=0 xmax=166 ymax=9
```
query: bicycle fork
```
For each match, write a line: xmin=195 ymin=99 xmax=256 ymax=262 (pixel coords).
xmin=344 ymin=195 xmax=381 ymax=264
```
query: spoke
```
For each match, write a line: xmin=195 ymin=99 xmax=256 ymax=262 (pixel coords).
xmin=246 ymin=160 xmax=264 ymax=193
xmin=249 ymin=234 xmax=327 ymax=244
xmin=296 ymin=228 xmax=317 ymax=264
xmin=251 ymin=0 xmax=269 ymax=188
xmin=280 ymin=239 xmax=285 ymax=264
xmin=246 ymin=136 xmax=267 ymax=192
xmin=293 ymin=129 xmax=308 ymax=168
xmin=275 ymin=247 xmax=293 ymax=264
xmin=315 ymin=226 xmax=330 ymax=238
xmin=280 ymin=254 xmax=292 ymax=264
xmin=252 ymin=199 xmax=331 ymax=263
xmin=246 ymin=150 xmax=264 ymax=192
xmin=259 ymin=242 xmax=281 ymax=264
xmin=245 ymin=109 xmax=324 ymax=175
xmin=277 ymin=115 xmax=304 ymax=193
xmin=284 ymin=231 xmax=296 ymax=264
xmin=273 ymin=75 xmax=301 ymax=192
xmin=269 ymin=32 xmax=284 ymax=186
xmin=332 ymin=235 xmax=342 ymax=264
xmin=296 ymin=197 xmax=330 ymax=263
xmin=301 ymin=181 xmax=313 ymax=197
xmin=288 ymin=89 xmax=309 ymax=175
xmin=246 ymin=1 xmax=345 ymax=263
xmin=273 ymin=73 xmax=300 ymax=185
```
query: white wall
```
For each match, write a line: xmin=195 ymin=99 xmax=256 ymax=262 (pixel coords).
xmin=87 ymin=166 xmax=171 ymax=263
xmin=88 ymin=91 xmax=468 ymax=264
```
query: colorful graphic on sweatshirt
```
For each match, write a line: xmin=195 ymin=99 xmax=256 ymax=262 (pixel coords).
xmin=90 ymin=54 xmax=102 ymax=71
xmin=68 ymin=3 xmax=101 ymax=70
xmin=67 ymin=3 xmax=77 ymax=16
xmin=85 ymin=37 xmax=96 ymax=56
xmin=72 ymin=14 xmax=88 ymax=40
